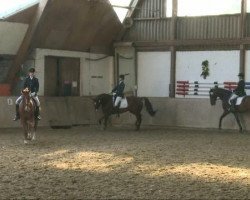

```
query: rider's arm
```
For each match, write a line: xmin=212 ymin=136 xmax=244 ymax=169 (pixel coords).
xmin=112 ymin=85 xmax=118 ymax=92
xmin=23 ymin=78 xmax=28 ymax=89
xmin=36 ymin=78 xmax=39 ymax=93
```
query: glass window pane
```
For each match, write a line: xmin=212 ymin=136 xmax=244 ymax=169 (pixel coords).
xmin=178 ymin=0 xmax=240 ymax=17
xmin=0 ymin=0 xmax=39 ymax=19
xmin=109 ymin=0 xmax=133 ymax=22
xmin=166 ymin=0 xmax=173 ymax=17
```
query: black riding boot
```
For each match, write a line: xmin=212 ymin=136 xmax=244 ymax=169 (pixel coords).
xmin=113 ymin=102 xmax=121 ymax=117
xmin=13 ymin=104 xmax=20 ymax=121
xmin=36 ymin=106 xmax=41 ymax=120
xmin=230 ymin=99 xmax=236 ymax=112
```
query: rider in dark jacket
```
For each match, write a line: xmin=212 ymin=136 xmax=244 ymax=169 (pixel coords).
xmin=230 ymin=72 xmax=246 ymax=111
xmin=112 ymin=75 xmax=125 ymax=115
xmin=13 ymin=68 xmax=41 ymax=121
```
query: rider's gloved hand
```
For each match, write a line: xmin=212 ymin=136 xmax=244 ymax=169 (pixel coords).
xmin=31 ymin=92 xmax=36 ymax=97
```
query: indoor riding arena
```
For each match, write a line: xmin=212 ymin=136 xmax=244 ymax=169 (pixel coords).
xmin=0 ymin=0 xmax=250 ymax=199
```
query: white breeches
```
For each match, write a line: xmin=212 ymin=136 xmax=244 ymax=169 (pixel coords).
xmin=114 ymin=96 xmax=122 ymax=107
xmin=229 ymin=93 xmax=238 ymax=102
xmin=15 ymin=95 xmax=40 ymax=106
xmin=15 ymin=96 xmax=23 ymax=104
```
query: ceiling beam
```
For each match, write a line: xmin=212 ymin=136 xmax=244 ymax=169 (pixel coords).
xmin=134 ymin=38 xmax=250 ymax=47
xmin=115 ymin=0 xmax=141 ymax=41
xmin=6 ymin=0 xmax=51 ymax=89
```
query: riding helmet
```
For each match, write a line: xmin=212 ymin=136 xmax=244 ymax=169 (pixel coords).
xmin=119 ymin=74 xmax=125 ymax=80
xmin=29 ymin=68 xmax=35 ymax=73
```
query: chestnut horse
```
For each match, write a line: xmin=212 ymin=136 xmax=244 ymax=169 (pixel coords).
xmin=19 ymin=88 xmax=38 ymax=143
xmin=93 ymin=93 xmax=156 ymax=130
xmin=209 ymin=86 xmax=250 ymax=132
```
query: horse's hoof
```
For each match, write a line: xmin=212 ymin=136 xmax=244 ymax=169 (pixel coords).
xmin=32 ymin=135 xmax=36 ymax=141
xmin=24 ymin=140 xmax=28 ymax=144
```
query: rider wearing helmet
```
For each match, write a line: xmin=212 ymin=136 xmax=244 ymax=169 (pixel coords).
xmin=13 ymin=68 xmax=41 ymax=121
xmin=112 ymin=74 xmax=125 ymax=115
xmin=229 ymin=72 xmax=246 ymax=111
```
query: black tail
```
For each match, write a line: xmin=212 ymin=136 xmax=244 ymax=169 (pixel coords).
xmin=143 ymin=98 xmax=156 ymax=116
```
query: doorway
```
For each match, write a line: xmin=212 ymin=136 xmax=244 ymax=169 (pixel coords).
xmin=44 ymin=56 xmax=80 ymax=96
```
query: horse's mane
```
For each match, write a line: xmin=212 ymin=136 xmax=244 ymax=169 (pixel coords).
xmin=211 ymin=87 xmax=232 ymax=101
xmin=213 ymin=87 xmax=232 ymax=95
xmin=95 ymin=93 xmax=112 ymax=103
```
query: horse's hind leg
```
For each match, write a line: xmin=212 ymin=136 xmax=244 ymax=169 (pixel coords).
xmin=102 ymin=115 xmax=109 ymax=130
xmin=135 ymin=114 xmax=142 ymax=131
xmin=233 ymin=113 xmax=243 ymax=132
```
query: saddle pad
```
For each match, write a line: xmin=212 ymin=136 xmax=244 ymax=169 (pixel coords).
xmin=236 ymin=97 xmax=245 ymax=105
xmin=119 ymin=98 xmax=128 ymax=108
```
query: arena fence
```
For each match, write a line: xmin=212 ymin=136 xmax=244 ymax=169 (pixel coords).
xmin=176 ymin=81 xmax=250 ymax=97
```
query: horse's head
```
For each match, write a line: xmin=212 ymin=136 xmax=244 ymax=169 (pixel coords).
xmin=21 ymin=88 xmax=33 ymax=112
xmin=209 ymin=86 xmax=232 ymax=106
xmin=21 ymin=88 xmax=31 ymax=99
xmin=209 ymin=88 xmax=217 ymax=106
xmin=93 ymin=96 xmax=102 ymax=111
xmin=92 ymin=93 xmax=112 ymax=111
xmin=209 ymin=87 xmax=219 ymax=105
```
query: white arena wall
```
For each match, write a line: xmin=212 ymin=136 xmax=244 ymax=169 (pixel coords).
xmin=2 ymin=96 xmax=250 ymax=131
xmin=2 ymin=47 xmax=250 ymax=131
xmin=34 ymin=48 xmax=114 ymax=96
xmin=0 ymin=22 xmax=28 ymax=55
xmin=176 ymin=50 xmax=241 ymax=97
xmin=137 ymin=52 xmax=171 ymax=97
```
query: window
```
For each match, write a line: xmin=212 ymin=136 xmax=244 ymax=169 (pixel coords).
xmin=109 ymin=0 xmax=133 ymax=22
xmin=0 ymin=0 xmax=39 ymax=19
xmin=178 ymin=0 xmax=240 ymax=17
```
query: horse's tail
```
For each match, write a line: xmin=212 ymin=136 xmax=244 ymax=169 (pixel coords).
xmin=143 ymin=98 xmax=156 ymax=116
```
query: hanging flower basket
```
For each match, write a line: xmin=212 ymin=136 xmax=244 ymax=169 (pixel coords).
xmin=200 ymin=60 xmax=209 ymax=79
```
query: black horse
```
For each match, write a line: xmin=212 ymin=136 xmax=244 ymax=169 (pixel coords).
xmin=209 ymin=87 xmax=250 ymax=132
xmin=93 ymin=93 xmax=156 ymax=130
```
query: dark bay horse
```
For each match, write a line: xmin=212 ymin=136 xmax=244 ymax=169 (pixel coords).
xmin=93 ymin=93 xmax=156 ymax=130
xmin=209 ymin=87 xmax=250 ymax=132
xmin=19 ymin=88 xmax=38 ymax=144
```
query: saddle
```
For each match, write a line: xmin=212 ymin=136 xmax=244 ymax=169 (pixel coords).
xmin=229 ymin=96 xmax=246 ymax=106
xmin=118 ymin=98 xmax=128 ymax=109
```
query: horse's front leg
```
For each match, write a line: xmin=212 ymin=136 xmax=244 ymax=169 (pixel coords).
xmin=233 ymin=113 xmax=243 ymax=132
xmin=31 ymin=120 xmax=36 ymax=141
xmin=98 ymin=115 xmax=105 ymax=125
xmin=135 ymin=113 xmax=142 ymax=131
xmin=22 ymin=121 xmax=28 ymax=144
xmin=219 ymin=110 xmax=230 ymax=130
xmin=103 ymin=115 xmax=109 ymax=130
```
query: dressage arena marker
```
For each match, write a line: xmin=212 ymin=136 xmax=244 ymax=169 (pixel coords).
xmin=176 ymin=81 xmax=250 ymax=97
xmin=7 ymin=98 xmax=13 ymax=105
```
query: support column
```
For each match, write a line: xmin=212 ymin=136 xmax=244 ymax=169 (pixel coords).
xmin=240 ymin=0 xmax=247 ymax=74
xmin=169 ymin=0 xmax=177 ymax=97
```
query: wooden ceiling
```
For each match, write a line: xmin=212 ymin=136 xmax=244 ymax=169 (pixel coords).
xmin=4 ymin=0 xmax=123 ymax=54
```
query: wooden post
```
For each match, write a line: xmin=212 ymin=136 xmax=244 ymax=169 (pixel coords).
xmin=240 ymin=0 xmax=247 ymax=75
xmin=169 ymin=0 xmax=177 ymax=97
